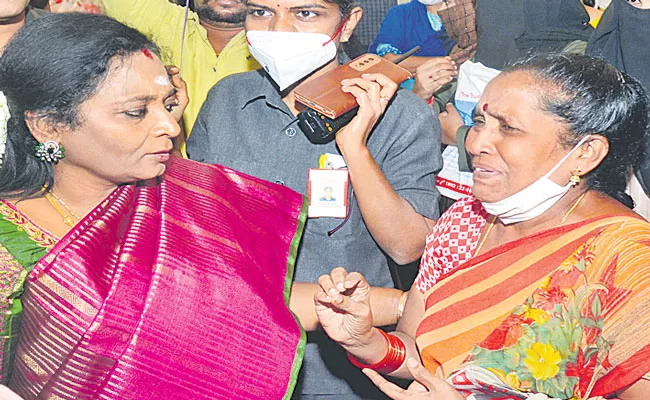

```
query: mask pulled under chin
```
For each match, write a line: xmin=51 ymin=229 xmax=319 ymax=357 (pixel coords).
xmin=480 ymin=135 xmax=591 ymax=225
xmin=418 ymin=0 xmax=445 ymax=5
xmin=247 ymin=30 xmax=339 ymax=91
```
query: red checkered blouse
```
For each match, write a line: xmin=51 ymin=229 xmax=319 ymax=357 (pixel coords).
xmin=415 ymin=197 xmax=490 ymax=293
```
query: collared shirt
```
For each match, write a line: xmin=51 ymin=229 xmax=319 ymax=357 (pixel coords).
xmin=102 ymin=0 xmax=259 ymax=152
xmin=25 ymin=7 xmax=48 ymax=22
xmin=188 ymin=69 xmax=442 ymax=397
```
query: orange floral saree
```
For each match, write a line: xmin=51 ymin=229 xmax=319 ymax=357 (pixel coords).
xmin=416 ymin=197 xmax=650 ymax=399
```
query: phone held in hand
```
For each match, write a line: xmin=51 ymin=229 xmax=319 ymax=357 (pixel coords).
xmin=295 ymin=53 xmax=412 ymax=119
xmin=295 ymin=50 xmax=418 ymax=144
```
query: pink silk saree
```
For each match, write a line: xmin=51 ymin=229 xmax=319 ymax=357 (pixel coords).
xmin=6 ymin=157 xmax=307 ymax=399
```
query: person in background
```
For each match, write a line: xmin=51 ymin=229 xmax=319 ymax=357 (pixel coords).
xmin=316 ymin=53 xmax=650 ymax=399
xmin=586 ymin=0 xmax=650 ymax=218
xmin=0 ymin=0 xmax=46 ymax=52
xmin=474 ymin=0 xmax=592 ymax=71
xmin=369 ymin=0 xmax=476 ymax=105
xmin=344 ymin=0 xmax=396 ymax=58
xmin=187 ymin=0 xmax=442 ymax=398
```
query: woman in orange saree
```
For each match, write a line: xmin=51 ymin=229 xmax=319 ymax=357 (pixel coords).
xmin=315 ymin=53 xmax=650 ymax=399
xmin=415 ymin=197 xmax=650 ymax=398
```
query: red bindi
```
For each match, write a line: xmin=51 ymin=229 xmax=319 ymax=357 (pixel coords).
xmin=482 ymin=103 xmax=488 ymax=112
xmin=141 ymin=48 xmax=153 ymax=59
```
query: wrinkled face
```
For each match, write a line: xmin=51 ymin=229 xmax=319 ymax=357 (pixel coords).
xmin=56 ymin=52 xmax=181 ymax=185
xmin=466 ymin=71 xmax=577 ymax=203
xmin=0 ymin=0 xmax=29 ymax=21
xmin=245 ymin=0 xmax=348 ymax=39
xmin=195 ymin=0 xmax=247 ymax=24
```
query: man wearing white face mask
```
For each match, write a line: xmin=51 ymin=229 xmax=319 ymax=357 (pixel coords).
xmin=187 ymin=0 xmax=442 ymax=398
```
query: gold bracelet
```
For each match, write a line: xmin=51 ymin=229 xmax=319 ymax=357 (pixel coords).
xmin=396 ymin=291 xmax=409 ymax=321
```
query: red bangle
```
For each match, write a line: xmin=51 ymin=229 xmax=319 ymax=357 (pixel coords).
xmin=347 ymin=330 xmax=406 ymax=374
xmin=427 ymin=96 xmax=435 ymax=105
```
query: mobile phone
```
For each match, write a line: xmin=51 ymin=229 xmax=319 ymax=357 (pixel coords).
xmin=297 ymin=108 xmax=358 ymax=144
xmin=294 ymin=53 xmax=413 ymax=119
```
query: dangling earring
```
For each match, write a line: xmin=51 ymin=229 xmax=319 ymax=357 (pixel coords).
xmin=34 ymin=140 xmax=65 ymax=164
xmin=570 ymin=166 xmax=581 ymax=187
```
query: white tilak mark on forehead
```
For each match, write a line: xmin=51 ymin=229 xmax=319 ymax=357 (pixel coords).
xmin=155 ymin=75 xmax=171 ymax=86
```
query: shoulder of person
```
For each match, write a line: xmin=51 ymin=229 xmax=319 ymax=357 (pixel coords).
xmin=369 ymin=89 xmax=441 ymax=148
xmin=385 ymin=89 xmax=440 ymax=125
xmin=204 ymin=70 xmax=264 ymax=102
xmin=388 ymin=1 xmax=419 ymax=14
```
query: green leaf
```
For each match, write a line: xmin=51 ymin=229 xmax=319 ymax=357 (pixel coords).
xmin=580 ymin=317 xmax=599 ymax=328
xmin=503 ymin=346 xmax=521 ymax=370
xmin=591 ymin=294 xmax=602 ymax=318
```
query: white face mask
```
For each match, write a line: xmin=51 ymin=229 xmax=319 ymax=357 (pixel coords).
xmin=481 ymin=135 xmax=591 ymax=225
xmin=247 ymin=24 xmax=343 ymax=91
xmin=418 ymin=0 xmax=445 ymax=5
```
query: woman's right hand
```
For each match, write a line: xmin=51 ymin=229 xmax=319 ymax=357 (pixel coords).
xmin=412 ymin=57 xmax=457 ymax=102
xmin=314 ymin=267 xmax=374 ymax=349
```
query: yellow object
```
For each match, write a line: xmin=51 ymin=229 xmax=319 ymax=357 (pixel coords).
xmin=523 ymin=342 xmax=562 ymax=381
xmin=101 ymin=0 xmax=259 ymax=154
xmin=590 ymin=14 xmax=603 ymax=28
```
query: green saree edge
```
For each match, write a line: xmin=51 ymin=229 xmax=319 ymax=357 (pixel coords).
xmin=282 ymin=195 xmax=308 ymax=400
xmin=0 ymin=211 xmax=51 ymax=384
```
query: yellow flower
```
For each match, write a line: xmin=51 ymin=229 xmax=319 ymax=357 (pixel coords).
xmin=524 ymin=342 xmax=562 ymax=380
xmin=505 ymin=372 xmax=521 ymax=389
xmin=523 ymin=306 xmax=550 ymax=325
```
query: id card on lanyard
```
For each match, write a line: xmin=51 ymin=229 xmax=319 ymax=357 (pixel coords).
xmin=307 ymin=168 xmax=349 ymax=218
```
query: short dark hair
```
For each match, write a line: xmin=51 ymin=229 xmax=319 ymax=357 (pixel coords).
xmin=243 ymin=0 xmax=360 ymax=17
xmin=507 ymin=53 xmax=650 ymax=208
xmin=324 ymin=0 xmax=360 ymax=17
xmin=0 ymin=13 xmax=160 ymax=199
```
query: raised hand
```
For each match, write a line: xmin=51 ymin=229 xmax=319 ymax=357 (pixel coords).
xmin=412 ymin=57 xmax=457 ymax=102
xmin=166 ymin=65 xmax=189 ymax=123
xmin=314 ymin=267 xmax=375 ymax=349
xmin=334 ymin=73 xmax=399 ymax=154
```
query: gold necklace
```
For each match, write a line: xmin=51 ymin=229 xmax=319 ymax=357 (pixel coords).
xmin=476 ymin=192 xmax=588 ymax=255
xmin=475 ymin=215 xmax=497 ymax=255
xmin=560 ymin=192 xmax=587 ymax=224
xmin=44 ymin=190 xmax=81 ymax=227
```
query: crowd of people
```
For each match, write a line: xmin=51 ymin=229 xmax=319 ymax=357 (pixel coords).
xmin=0 ymin=0 xmax=649 ymax=399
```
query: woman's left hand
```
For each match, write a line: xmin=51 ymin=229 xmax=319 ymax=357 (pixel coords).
xmin=335 ymin=73 xmax=398 ymax=154
xmin=166 ymin=65 xmax=189 ymax=123
xmin=363 ymin=358 xmax=465 ymax=400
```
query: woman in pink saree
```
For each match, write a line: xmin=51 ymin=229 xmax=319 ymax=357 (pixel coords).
xmin=0 ymin=13 xmax=309 ymax=399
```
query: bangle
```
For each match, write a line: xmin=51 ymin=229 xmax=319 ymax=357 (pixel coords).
xmin=427 ymin=96 xmax=435 ymax=105
xmin=347 ymin=329 xmax=406 ymax=374
xmin=396 ymin=291 xmax=408 ymax=321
